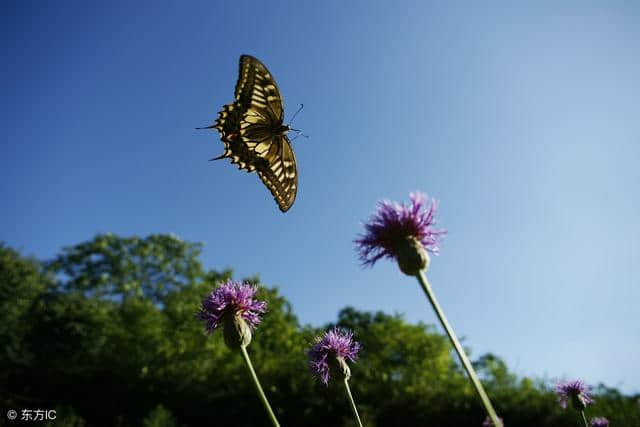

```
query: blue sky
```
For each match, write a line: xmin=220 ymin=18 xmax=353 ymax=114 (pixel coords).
xmin=2 ymin=1 xmax=639 ymax=393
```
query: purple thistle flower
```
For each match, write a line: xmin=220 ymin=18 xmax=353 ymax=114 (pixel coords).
xmin=354 ymin=192 xmax=446 ymax=271
xmin=482 ymin=415 xmax=503 ymax=427
xmin=590 ymin=417 xmax=609 ymax=427
xmin=197 ymin=280 xmax=267 ymax=333
xmin=555 ymin=379 xmax=594 ymax=410
xmin=308 ymin=328 xmax=361 ymax=385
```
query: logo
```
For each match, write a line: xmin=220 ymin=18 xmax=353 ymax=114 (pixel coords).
xmin=6 ymin=409 xmax=56 ymax=422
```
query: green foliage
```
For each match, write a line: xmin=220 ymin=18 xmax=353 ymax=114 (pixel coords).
xmin=1 ymin=235 xmax=637 ymax=426
xmin=46 ymin=233 xmax=204 ymax=303
xmin=142 ymin=405 xmax=177 ymax=427
xmin=0 ymin=244 xmax=48 ymax=362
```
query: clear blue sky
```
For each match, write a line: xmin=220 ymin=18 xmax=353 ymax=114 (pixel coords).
xmin=2 ymin=1 xmax=639 ymax=394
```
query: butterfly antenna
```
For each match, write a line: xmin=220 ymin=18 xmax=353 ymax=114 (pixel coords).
xmin=288 ymin=103 xmax=304 ymax=126
xmin=195 ymin=125 xmax=215 ymax=130
xmin=289 ymin=128 xmax=309 ymax=141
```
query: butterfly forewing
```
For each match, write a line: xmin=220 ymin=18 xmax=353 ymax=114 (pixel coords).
xmin=235 ymin=55 xmax=284 ymax=123
xmin=209 ymin=55 xmax=298 ymax=212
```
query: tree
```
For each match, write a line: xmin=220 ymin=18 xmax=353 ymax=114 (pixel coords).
xmin=0 ymin=243 xmax=50 ymax=406
xmin=46 ymin=233 xmax=205 ymax=304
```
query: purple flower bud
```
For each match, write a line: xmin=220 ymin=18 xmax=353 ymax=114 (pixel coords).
xmin=590 ymin=417 xmax=609 ymax=427
xmin=482 ymin=415 xmax=504 ymax=427
xmin=308 ymin=328 xmax=361 ymax=385
xmin=355 ymin=192 xmax=446 ymax=275
xmin=197 ymin=280 xmax=267 ymax=349
xmin=555 ymin=379 xmax=594 ymax=411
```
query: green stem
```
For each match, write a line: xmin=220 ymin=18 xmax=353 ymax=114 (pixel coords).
xmin=415 ymin=270 xmax=501 ymax=427
xmin=239 ymin=345 xmax=281 ymax=427
xmin=581 ymin=410 xmax=589 ymax=427
xmin=344 ymin=377 xmax=364 ymax=427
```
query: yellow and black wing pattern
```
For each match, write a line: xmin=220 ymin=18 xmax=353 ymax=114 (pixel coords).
xmin=209 ymin=55 xmax=298 ymax=212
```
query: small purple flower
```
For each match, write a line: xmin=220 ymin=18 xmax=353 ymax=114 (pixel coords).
xmin=590 ymin=417 xmax=609 ymax=427
xmin=308 ymin=328 xmax=361 ymax=385
xmin=197 ymin=280 xmax=267 ymax=333
xmin=482 ymin=415 xmax=503 ymax=427
xmin=555 ymin=379 xmax=594 ymax=410
xmin=354 ymin=192 xmax=446 ymax=269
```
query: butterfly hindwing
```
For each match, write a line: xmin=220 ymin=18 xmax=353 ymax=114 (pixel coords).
xmin=209 ymin=55 xmax=298 ymax=212
xmin=256 ymin=135 xmax=297 ymax=212
xmin=213 ymin=102 xmax=257 ymax=172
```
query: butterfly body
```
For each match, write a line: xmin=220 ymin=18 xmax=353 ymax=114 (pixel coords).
xmin=209 ymin=55 xmax=298 ymax=212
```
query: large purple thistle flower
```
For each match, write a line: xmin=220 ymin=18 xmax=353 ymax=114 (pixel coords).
xmin=354 ymin=192 xmax=446 ymax=268
xmin=555 ymin=379 xmax=594 ymax=410
xmin=308 ymin=328 xmax=361 ymax=385
xmin=590 ymin=417 xmax=609 ymax=427
xmin=197 ymin=280 xmax=267 ymax=333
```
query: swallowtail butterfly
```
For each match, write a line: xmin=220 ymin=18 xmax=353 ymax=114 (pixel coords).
xmin=202 ymin=55 xmax=298 ymax=212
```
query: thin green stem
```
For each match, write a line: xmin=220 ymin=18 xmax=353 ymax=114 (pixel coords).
xmin=344 ymin=377 xmax=364 ymax=427
xmin=239 ymin=345 xmax=281 ymax=427
xmin=415 ymin=270 xmax=501 ymax=427
xmin=581 ymin=410 xmax=589 ymax=427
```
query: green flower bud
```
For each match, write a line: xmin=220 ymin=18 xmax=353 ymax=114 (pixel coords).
xmin=395 ymin=236 xmax=430 ymax=276
xmin=223 ymin=311 xmax=253 ymax=350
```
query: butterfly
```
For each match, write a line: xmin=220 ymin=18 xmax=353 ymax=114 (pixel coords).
xmin=201 ymin=55 xmax=299 ymax=212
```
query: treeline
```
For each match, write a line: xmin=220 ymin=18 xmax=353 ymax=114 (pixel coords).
xmin=1 ymin=234 xmax=637 ymax=426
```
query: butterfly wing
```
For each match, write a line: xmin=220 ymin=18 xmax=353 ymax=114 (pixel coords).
xmin=235 ymin=55 xmax=284 ymax=123
xmin=256 ymin=134 xmax=297 ymax=212
xmin=213 ymin=102 xmax=258 ymax=172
